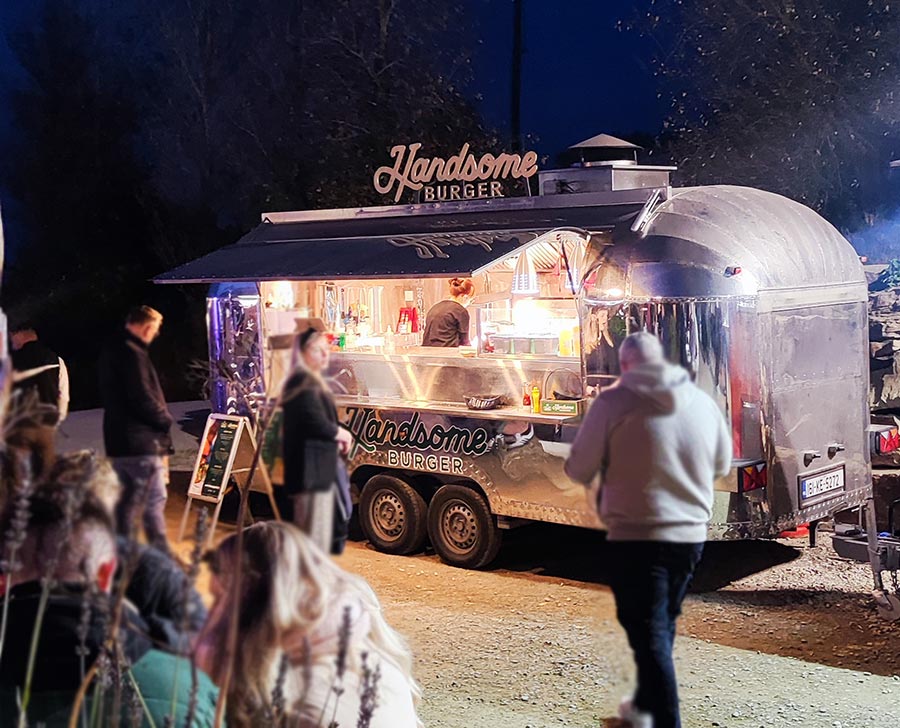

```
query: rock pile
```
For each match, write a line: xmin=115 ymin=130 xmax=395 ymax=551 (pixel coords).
xmin=867 ymin=262 xmax=900 ymax=522
xmin=869 ymin=260 xmax=900 ymax=412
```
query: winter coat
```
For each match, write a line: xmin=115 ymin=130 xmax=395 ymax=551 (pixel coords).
xmin=281 ymin=370 xmax=339 ymax=496
xmin=98 ymin=330 xmax=173 ymax=457
xmin=277 ymin=587 xmax=420 ymax=728
xmin=0 ymin=582 xmax=219 ymax=727
xmin=566 ymin=361 xmax=732 ymax=543
xmin=117 ymin=536 xmax=208 ymax=652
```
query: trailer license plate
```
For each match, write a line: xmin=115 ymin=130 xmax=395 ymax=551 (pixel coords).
xmin=800 ymin=466 xmax=845 ymax=502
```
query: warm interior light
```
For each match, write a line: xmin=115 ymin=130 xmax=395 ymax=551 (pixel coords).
xmin=270 ymin=281 xmax=296 ymax=309
xmin=512 ymin=298 xmax=551 ymax=333
xmin=511 ymin=250 xmax=539 ymax=295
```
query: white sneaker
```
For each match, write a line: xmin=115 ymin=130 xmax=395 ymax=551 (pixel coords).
xmin=618 ymin=696 xmax=654 ymax=728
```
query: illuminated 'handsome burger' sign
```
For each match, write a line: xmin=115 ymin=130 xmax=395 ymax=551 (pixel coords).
xmin=374 ymin=142 xmax=538 ymax=203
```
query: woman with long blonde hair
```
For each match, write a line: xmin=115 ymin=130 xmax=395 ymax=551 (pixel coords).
xmin=196 ymin=521 xmax=420 ymax=728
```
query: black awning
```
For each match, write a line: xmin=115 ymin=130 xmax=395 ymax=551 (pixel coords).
xmin=154 ymin=198 xmax=642 ymax=283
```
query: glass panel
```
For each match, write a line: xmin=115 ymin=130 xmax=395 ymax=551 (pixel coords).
xmin=579 ymin=298 xmax=762 ymax=460
xmin=478 ymin=297 xmax=580 ymax=357
xmin=207 ymin=292 xmax=265 ymax=415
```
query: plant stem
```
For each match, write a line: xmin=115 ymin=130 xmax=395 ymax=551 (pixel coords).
xmin=127 ymin=670 xmax=157 ymax=728
xmin=17 ymin=580 xmax=51 ymax=727
xmin=168 ymin=652 xmax=183 ymax=722
xmin=212 ymin=406 xmax=276 ymax=727
xmin=89 ymin=680 xmax=102 ymax=728
xmin=67 ymin=663 xmax=99 ymax=728
xmin=0 ymin=566 xmax=15 ymax=661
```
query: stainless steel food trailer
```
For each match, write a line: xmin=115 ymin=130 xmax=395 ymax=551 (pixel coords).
xmin=156 ymin=159 xmax=877 ymax=571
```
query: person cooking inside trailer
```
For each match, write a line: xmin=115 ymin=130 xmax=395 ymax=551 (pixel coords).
xmin=421 ymin=277 xmax=474 ymax=347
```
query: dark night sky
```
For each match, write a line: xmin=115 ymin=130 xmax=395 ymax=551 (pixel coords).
xmin=468 ymin=1 xmax=666 ymax=159
xmin=0 ymin=1 xmax=665 ymax=161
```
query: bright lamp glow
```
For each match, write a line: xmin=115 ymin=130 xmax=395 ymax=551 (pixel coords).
xmin=270 ymin=281 xmax=296 ymax=309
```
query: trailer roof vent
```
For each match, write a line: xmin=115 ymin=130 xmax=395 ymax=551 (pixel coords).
xmin=558 ymin=133 xmax=641 ymax=167
xmin=540 ymin=133 xmax=675 ymax=196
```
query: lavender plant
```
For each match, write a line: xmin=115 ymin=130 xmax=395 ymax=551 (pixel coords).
xmin=0 ymin=452 xmax=34 ymax=663
xmin=179 ymin=507 xmax=209 ymax=728
xmin=318 ymin=606 xmax=353 ymax=728
xmin=267 ymin=653 xmax=290 ymax=727
xmin=17 ymin=475 xmax=82 ymax=727
xmin=356 ymin=652 xmax=381 ymax=728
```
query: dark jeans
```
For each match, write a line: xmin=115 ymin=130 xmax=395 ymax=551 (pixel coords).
xmin=608 ymin=540 xmax=704 ymax=728
xmin=112 ymin=455 xmax=170 ymax=555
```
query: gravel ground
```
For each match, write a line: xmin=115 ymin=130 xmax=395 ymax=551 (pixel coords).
xmin=67 ymin=400 xmax=894 ymax=728
xmin=331 ymin=526 xmax=900 ymax=728
xmin=164 ymin=480 xmax=900 ymax=727
xmin=63 ymin=406 xmax=900 ymax=725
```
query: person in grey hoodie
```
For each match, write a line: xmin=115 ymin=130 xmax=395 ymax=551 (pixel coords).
xmin=566 ymin=331 xmax=732 ymax=728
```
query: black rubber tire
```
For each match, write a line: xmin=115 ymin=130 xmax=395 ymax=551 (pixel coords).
xmin=359 ymin=473 xmax=428 ymax=555
xmin=426 ymin=484 xmax=502 ymax=569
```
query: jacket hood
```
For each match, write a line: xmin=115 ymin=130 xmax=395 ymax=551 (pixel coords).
xmin=617 ymin=362 xmax=695 ymax=413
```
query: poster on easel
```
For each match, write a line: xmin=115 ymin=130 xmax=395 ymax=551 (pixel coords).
xmin=180 ymin=413 xmax=281 ymax=544
xmin=189 ymin=414 xmax=245 ymax=502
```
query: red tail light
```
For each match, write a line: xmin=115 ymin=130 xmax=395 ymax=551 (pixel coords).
xmin=738 ymin=462 xmax=767 ymax=492
xmin=871 ymin=425 xmax=900 ymax=455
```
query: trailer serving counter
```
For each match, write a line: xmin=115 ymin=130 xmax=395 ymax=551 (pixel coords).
xmin=157 ymin=155 xmax=879 ymax=570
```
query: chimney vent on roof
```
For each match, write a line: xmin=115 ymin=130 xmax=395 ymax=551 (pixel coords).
xmin=540 ymin=133 xmax=675 ymax=195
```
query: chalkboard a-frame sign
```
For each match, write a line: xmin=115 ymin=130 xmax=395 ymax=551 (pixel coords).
xmin=179 ymin=413 xmax=280 ymax=545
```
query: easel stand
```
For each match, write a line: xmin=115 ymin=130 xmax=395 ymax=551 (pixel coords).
xmin=178 ymin=414 xmax=281 ymax=548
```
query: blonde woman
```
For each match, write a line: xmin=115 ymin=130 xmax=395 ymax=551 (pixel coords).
xmin=282 ymin=327 xmax=353 ymax=553
xmin=196 ymin=521 xmax=420 ymax=728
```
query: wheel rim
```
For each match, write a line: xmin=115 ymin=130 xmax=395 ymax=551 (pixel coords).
xmin=369 ymin=488 xmax=406 ymax=543
xmin=439 ymin=498 xmax=478 ymax=556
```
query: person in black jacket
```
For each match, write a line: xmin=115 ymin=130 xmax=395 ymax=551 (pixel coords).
xmin=421 ymin=277 xmax=474 ymax=347
xmin=9 ymin=321 xmax=67 ymax=476
xmin=98 ymin=306 xmax=174 ymax=554
xmin=281 ymin=327 xmax=353 ymax=553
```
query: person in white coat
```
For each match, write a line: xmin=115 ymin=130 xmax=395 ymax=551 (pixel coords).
xmin=566 ymin=331 xmax=732 ymax=728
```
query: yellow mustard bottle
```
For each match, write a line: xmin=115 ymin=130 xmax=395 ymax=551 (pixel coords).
xmin=531 ymin=385 xmax=541 ymax=414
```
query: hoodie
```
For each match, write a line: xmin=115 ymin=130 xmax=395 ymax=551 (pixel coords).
xmin=566 ymin=362 xmax=732 ymax=543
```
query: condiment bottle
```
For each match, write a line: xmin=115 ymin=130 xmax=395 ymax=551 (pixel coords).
xmin=531 ymin=385 xmax=541 ymax=413
xmin=522 ymin=382 xmax=531 ymax=408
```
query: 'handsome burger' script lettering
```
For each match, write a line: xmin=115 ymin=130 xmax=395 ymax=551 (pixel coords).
xmin=373 ymin=142 xmax=539 ymax=203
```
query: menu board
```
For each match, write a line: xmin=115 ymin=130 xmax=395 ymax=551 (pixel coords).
xmin=178 ymin=413 xmax=281 ymax=542
xmin=189 ymin=415 xmax=245 ymax=502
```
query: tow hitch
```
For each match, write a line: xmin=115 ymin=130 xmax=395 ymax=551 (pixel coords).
xmin=831 ymin=498 xmax=900 ymax=620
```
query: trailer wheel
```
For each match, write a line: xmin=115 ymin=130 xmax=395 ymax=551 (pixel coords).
xmin=427 ymin=484 xmax=501 ymax=569
xmin=359 ymin=474 xmax=427 ymax=555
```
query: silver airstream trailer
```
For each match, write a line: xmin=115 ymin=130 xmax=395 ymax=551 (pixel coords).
xmin=156 ymin=154 xmax=874 ymax=569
